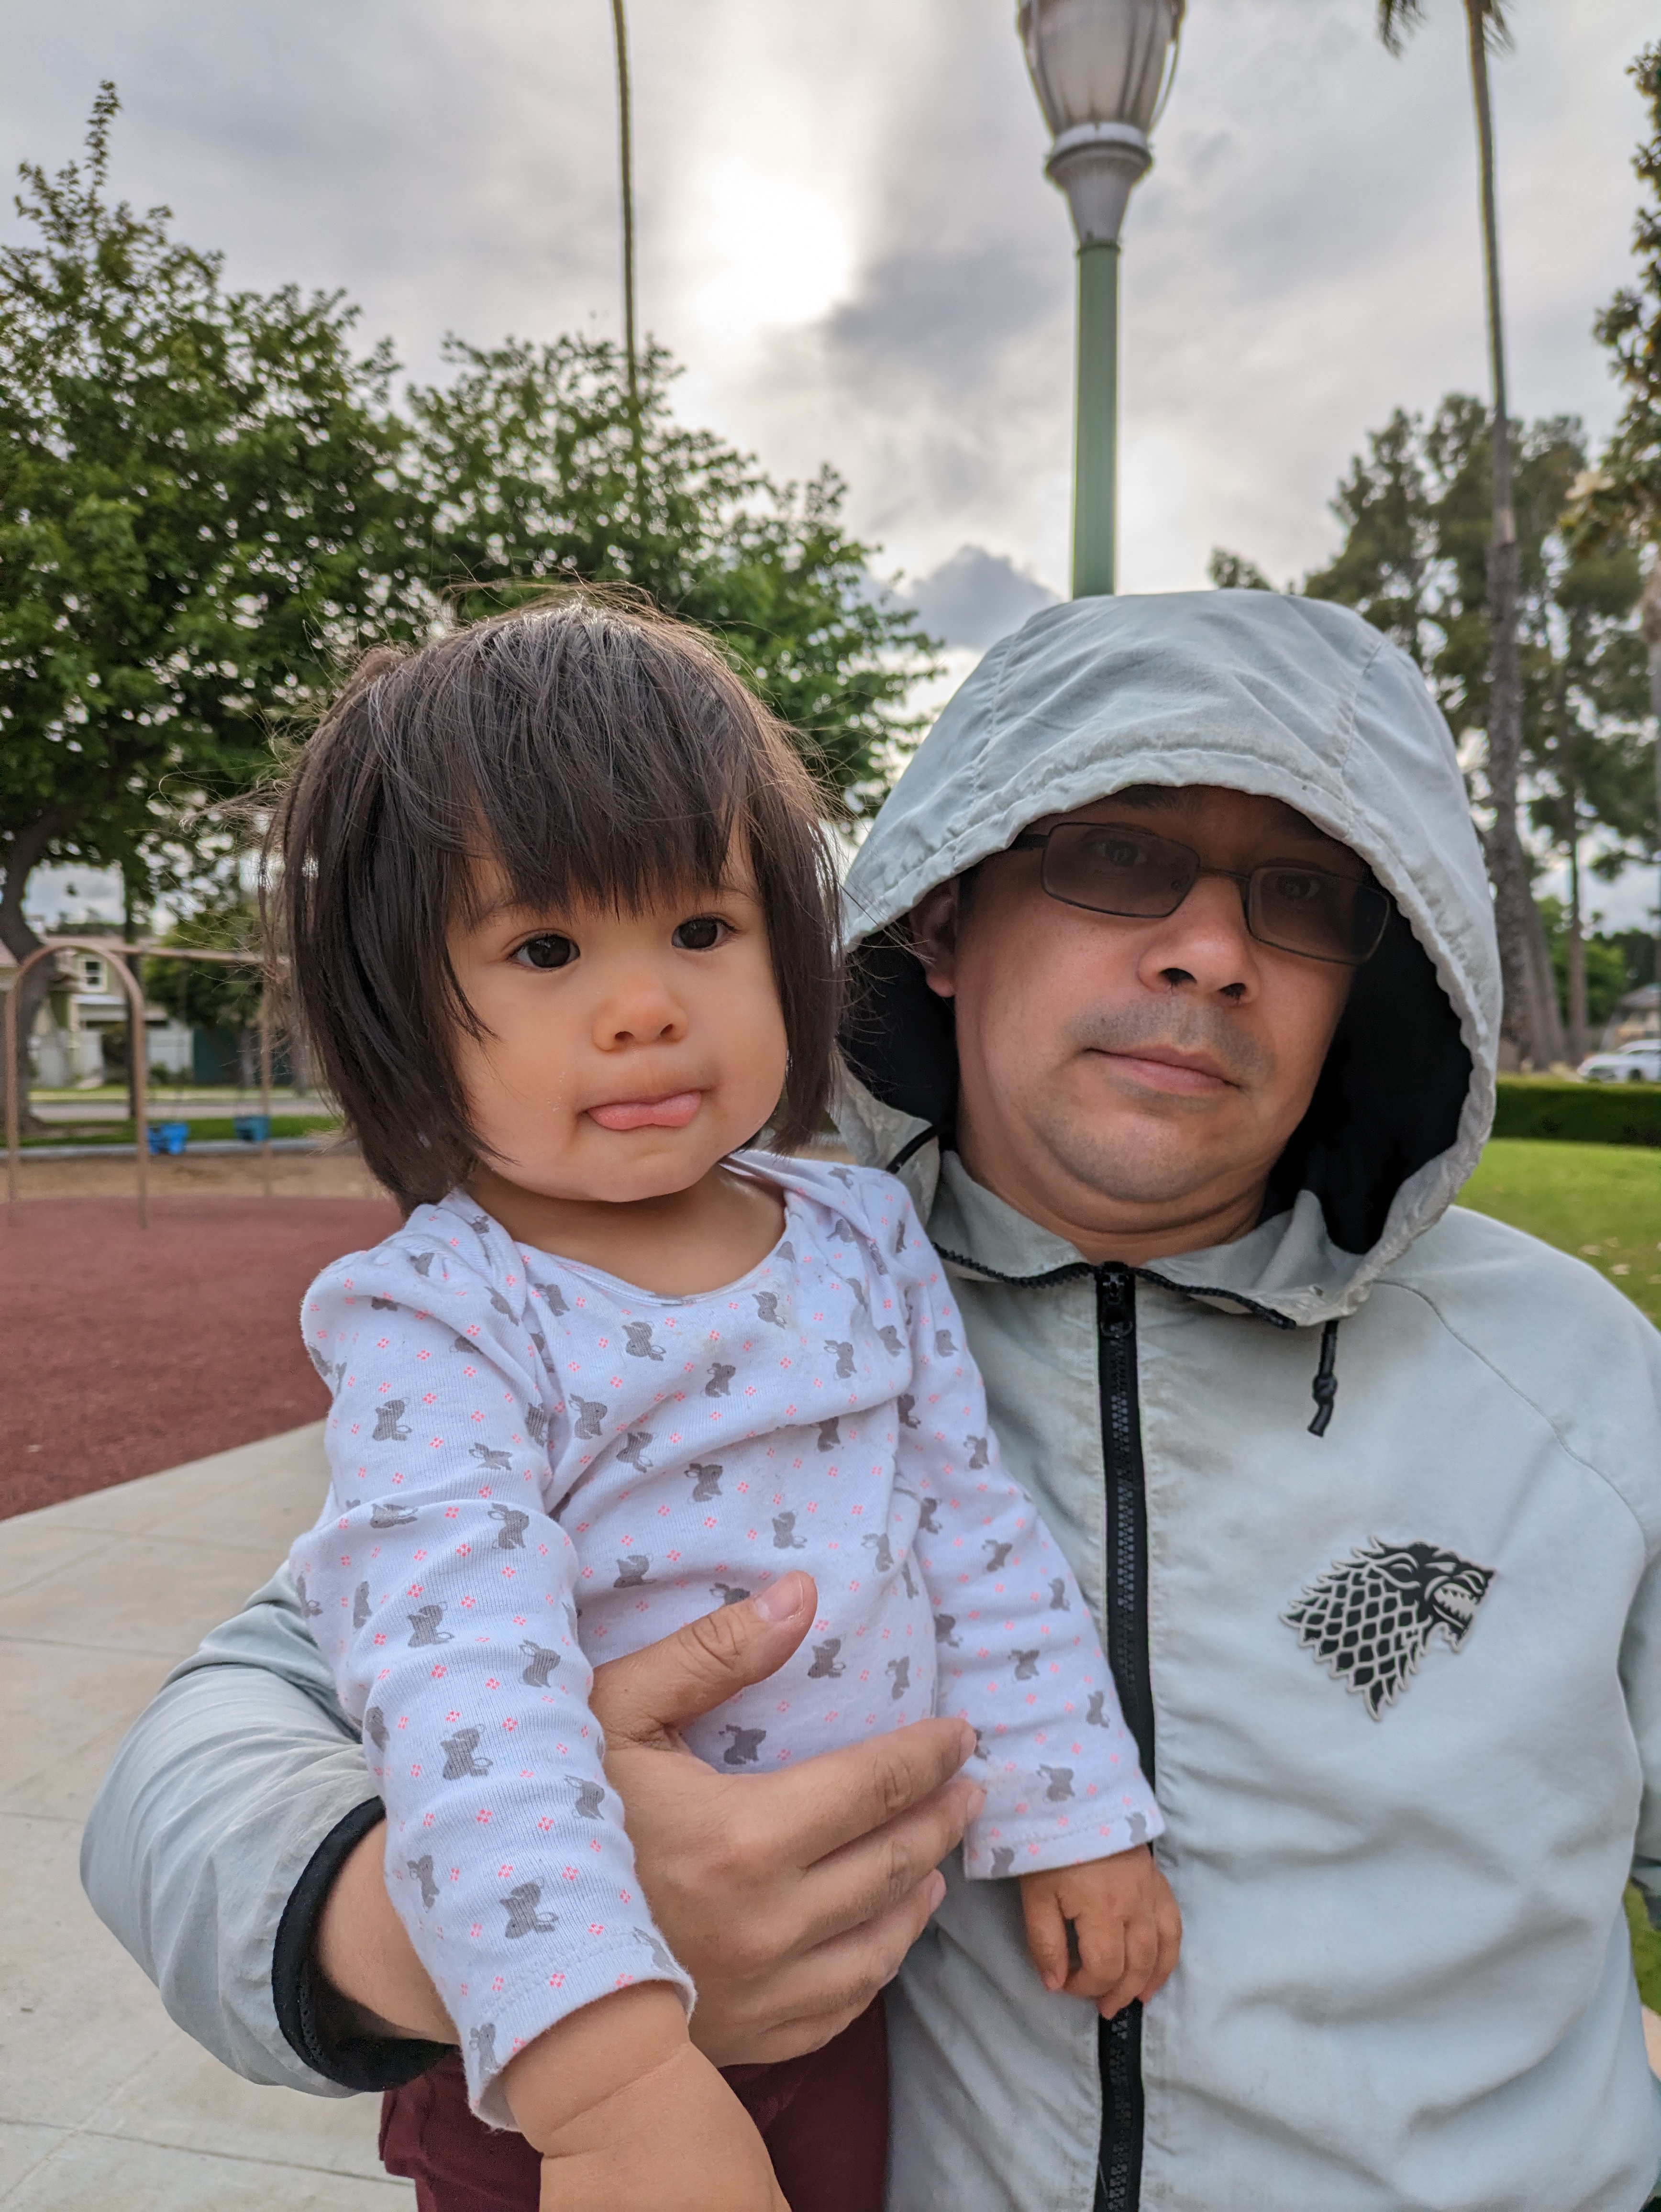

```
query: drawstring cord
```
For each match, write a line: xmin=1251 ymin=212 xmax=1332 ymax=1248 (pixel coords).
xmin=1308 ymin=1316 xmax=1341 ymax=1438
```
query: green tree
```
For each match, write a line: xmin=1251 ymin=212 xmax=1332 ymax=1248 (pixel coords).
xmin=1212 ymin=396 xmax=1652 ymax=1061
xmin=1580 ymin=43 xmax=1661 ymax=556
xmin=1372 ymin=1 xmax=1540 ymax=1061
xmin=0 ymin=88 xmax=428 ymax=1125
xmin=143 ymin=897 xmax=267 ymax=1087
xmin=408 ymin=336 xmax=939 ymax=807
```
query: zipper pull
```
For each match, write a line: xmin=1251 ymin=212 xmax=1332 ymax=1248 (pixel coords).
xmin=1096 ymin=1262 xmax=1133 ymax=1338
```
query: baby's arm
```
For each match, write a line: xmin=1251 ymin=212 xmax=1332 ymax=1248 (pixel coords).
xmin=1018 ymin=1851 xmax=1182 ymax=2020
xmin=501 ymin=1986 xmax=786 ymax=2212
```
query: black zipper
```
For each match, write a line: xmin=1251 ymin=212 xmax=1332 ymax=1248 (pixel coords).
xmin=1095 ymin=1262 xmax=1151 ymax=2212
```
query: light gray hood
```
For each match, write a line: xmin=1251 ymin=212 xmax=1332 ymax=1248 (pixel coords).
xmin=839 ymin=589 xmax=1501 ymax=1327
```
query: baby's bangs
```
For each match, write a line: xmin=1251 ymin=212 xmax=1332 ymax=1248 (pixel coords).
xmin=433 ymin=606 xmax=762 ymax=922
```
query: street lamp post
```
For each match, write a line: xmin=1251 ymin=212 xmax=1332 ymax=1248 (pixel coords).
xmin=1019 ymin=0 xmax=1184 ymax=597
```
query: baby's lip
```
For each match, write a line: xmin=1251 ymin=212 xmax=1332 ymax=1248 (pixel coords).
xmin=586 ymin=1090 xmax=703 ymax=1132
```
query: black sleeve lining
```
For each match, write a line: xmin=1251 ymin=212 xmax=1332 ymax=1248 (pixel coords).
xmin=272 ymin=1794 xmax=452 ymax=2092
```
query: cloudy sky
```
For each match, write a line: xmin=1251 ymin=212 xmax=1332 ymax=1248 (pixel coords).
xmin=8 ymin=0 xmax=1659 ymax=929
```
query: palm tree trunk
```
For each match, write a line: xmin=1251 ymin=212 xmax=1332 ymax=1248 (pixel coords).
xmin=1566 ymin=811 xmax=1587 ymax=1068
xmin=1463 ymin=0 xmax=1536 ymax=1062
xmin=610 ymin=0 xmax=644 ymax=514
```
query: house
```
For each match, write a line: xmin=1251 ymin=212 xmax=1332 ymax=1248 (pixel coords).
xmin=1600 ymin=982 xmax=1661 ymax=1054
xmin=0 ymin=938 xmax=192 ymax=1088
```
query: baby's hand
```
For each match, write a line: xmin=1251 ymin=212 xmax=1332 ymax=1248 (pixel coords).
xmin=1018 ymin=1846 xmax=1181 ymax=2020
xmin=505 ymin=1985 xmax=789 ymax=2212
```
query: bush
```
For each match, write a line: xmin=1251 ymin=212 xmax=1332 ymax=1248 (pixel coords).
xmin=1492 ymin=1077 xmax=1661 ymax=1147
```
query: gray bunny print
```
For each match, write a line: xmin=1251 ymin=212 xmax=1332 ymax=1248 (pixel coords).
xmin=990 ymin=1847 xmax=1015 ymax=1878
xmin=886 ymin=1658 xmax=910 ymax=1701
xmin=772 ymin=1513 xmax=807 ymax=1550
xmin=617 ymin=1427 xmax=654 ymax=1472
xmin=900 ymin=1557 xmax=918 ymax=1598
xmin=410 ymin=1252 xmax=435 ymax=1277
xmin=710 ymin=1582 xmax=751 ymax=1606
xmin=371 ymin=1295 xmax=398 ymax=1311
xmin=984 ymin=1539 xmax=1014 ymax=1572
xmin=353 ymin=1581 xmax=371 ymax=1628
xmin=488 ymin=1503 xmax=529 ymax=1548
xmin=524 ymin=1404 xmax=551 ymax=1445
xmin=830 ymin=1215 xmax=859 ymax=1246
xmin=966 ymin=1435 xmax=989 ymax=1470
xmin=453 ymin=1334 xmax=477 ymax=1354
xmin=373 ymin=1400 xmax=411 ymax=1442
xmin=469 ymin=2023 xmax=497 ymax=2076
xmin=934 ymin=1613 xmax=960 ymax=1647
xmin=568 ymin=1779 xmax=606 ymax=1819
xmin=892 ymin=1216 xmax=907 ymax=1256
xmin=808 ymin=1638 xmax=845 ymax=1679
xmin=1012 ymin=1649 xmax=1040 ymax=1680
xmin=1048 ymin=1578 xmax=1070 ymax=1611
xmin=408 ymin=1604 xmax=452 ymax=1647
xmin=876 ymin=1324 xmax=903 ymax=1358
xmin=633 ymin=1927 xmax=678 ymax=1975
xmin=540 ymin=1279 xmax=569 ymax=1316
xmin=467 ymin=1213 xmax=492 ymax=1247
xmin=1128 ymin=1811 xmax=1149 ymax=1846
xmin=687 ymin=1460 xmax=723 ymax=1501
xmin=470 ymin=1443 xmax=512 ymax=1472
xmin=863 ymin=1532 xmax=894 ymax=1572
xmin=897 ymin=1394 xmax=920 ymax=1431
xmin=1085 ymin=1690 xmax=1109 ymax=1727
xmin=296 ymin=1574 xmax=321 ymax=1617
xmin=371 ymin=1499 xmax=418 ymax=1528
xmin=816 ymin=1416 xmax=841 ymax=1452
xmin=488 ymin=1289 xmax=514 ymax=1317
xmin=571 ymin=1394 xmax=608 ymax=1439
xmin=753 ymin=1290 xmax=786 ymax=1327
xmin=625 ymin=1320 xmax=665 ymax=1363
xmin=502 ymin=1881 xmax=558 ymax=1937
xmin=1039 ymin=1765 xmax=1074 ymax=1802
xmin=848 ymin=1278 xmax=871 ymax=1316
xmin=364 ymin=1706 xmax=388 ymax=1750
xmin=442 ymin=1728 xmax=492 ymax=1780
xmin=777 ymin=1239 xmax=797 ymax=1264
xmin=721 ymin=1725 xmax=767 ymax=1766
xmin=830 ymin=1167 xmax=853 ymax=1187
xmin=917 ymin=1494 xmax=941 ymax=1534
xmin=520 ymin=1640 xmax=562 ymax=1686
xmin=705 ymin=1362 xmax=735 ymax=1398
xmin=825 ymin=1339 xmax=855 ymax=1380
xmin=613 ymin=1556 xmax=650 ymax=1588
xmin=408 ymin=1854 xmax=439 ymax=1910
xmin=934 ymin=1328 xmax=958 ymax=1357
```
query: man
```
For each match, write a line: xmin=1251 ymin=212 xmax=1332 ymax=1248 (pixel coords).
xmin=84 ymin=591 xmax=1661 ymax=2207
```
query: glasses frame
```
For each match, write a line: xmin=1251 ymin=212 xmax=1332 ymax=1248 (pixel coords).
xmin=1009 ymin=823 xmax=1389 ymax=968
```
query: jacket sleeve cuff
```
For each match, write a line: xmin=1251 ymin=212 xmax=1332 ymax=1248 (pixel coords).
xmin=272 ymin=1796 xmax=451 ymax=2092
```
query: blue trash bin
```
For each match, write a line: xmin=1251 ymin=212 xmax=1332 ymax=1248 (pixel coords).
xmin=148 ymin=1121 xmax=189 ymax=1157
xmin=234 ymin=1114 xmax=271 ymax=1144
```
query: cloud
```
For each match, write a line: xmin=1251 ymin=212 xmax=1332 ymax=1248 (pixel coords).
xmin=896 ymin=545 xmax=1057 ymax=652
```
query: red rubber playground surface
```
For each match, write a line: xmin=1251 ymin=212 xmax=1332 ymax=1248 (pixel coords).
xmin=0 ymin=1194 xmax=399 ymax=1519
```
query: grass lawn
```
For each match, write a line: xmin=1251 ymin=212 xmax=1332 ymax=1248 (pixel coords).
xmin=1459 ymin=1139 xmax=1661 ymax=1331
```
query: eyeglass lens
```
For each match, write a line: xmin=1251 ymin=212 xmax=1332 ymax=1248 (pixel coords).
xmin=1039 ymin=822 xmax=1389 ymax=966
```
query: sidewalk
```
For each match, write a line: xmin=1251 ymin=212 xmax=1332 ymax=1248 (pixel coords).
xmin=0 ymin=1424 xmax=410 ymax=2209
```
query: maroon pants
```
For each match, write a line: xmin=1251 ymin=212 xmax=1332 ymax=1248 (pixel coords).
xmin=379 ymin=2000 xmax=888 ymax=2212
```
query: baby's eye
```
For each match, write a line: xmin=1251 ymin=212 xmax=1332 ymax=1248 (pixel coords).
xmin=672 ymin=916 xmax=728 ymax=951
xmin=513 ymin=933 xmax=577 ymax=970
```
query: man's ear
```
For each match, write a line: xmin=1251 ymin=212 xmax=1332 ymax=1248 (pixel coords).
xmin=908 ymin=881 xmax=962 ymax=999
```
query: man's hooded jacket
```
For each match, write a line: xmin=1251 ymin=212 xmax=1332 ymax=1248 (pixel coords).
xmin=78 ymin=592 xmax=1661 ymax=2211
xmin=834 ymin=591 xmax=1661 ymax=2211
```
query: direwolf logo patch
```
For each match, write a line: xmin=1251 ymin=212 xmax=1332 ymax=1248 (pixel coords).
xmin=1283 ymin=1538 xmax=1494 ymax=1719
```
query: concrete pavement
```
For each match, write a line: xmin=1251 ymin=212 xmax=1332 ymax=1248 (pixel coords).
xmin=0 ymin=1424 xmax=410 ymax=2210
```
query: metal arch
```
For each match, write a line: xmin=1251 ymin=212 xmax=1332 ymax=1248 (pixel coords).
xmin=4 ymin=940 xmax=281 ymax=1227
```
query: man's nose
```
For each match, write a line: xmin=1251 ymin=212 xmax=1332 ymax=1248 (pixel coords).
xmin=1133 ymin=873 xmax=1257 ymax=998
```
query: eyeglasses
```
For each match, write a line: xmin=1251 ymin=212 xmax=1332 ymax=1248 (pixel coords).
xmin=1009 ymin=822 xmax=1390 ymax=968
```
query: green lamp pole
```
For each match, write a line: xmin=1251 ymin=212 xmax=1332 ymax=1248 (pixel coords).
xmin=1019 ymin=0 xmax=1185 ymax=597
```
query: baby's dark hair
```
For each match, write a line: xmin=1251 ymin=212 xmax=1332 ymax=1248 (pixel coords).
xmin=266 ymin=595 xmax=842 ymax=1210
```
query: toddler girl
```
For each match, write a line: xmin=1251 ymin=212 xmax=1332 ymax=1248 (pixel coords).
xmin=276 ymin=597 xmax=1176 ymax=2211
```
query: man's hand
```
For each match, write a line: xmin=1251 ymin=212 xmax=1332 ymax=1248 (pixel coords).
xmin=501 ymin=1986 xmax=788 ymax=2212
xmin=590 ymin=1569 xmax=982 ymax=2064
xmin=313 ymin=1570 xmax=981 ymax=2064
xmin=1018 ymin=1847 xmax=1182 ymax=2020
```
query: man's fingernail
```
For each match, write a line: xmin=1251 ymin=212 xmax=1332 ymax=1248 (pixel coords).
xmin=754 ymin=1573 xmax=807 ymax=1622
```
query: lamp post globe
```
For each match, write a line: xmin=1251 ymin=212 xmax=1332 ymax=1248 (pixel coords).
xmin=1019 ymin=0 xmax=1183 ymax=595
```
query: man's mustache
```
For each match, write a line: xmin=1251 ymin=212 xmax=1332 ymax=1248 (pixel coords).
xmin=1066 ymin=1003 xmax=1271 ymax=1089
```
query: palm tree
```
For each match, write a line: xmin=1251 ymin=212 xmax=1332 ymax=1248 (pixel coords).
xmin=609 ymin=0 xmax=644 ymax=504
xmin=1375 ymin=1 xmax=1561 ymax=1064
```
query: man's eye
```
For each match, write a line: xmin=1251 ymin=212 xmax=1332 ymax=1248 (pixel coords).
xmin=1266 ymin=872 xmax=1327 ymax=906
xmin=513 ymin=934 xmax=577 ymax=970
xmin=672 ymin=917 xmax=727 ymax=951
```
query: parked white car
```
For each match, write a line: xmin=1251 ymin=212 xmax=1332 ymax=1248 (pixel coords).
xmin=1577 ymin=1039 xmax=1661 ymax=1084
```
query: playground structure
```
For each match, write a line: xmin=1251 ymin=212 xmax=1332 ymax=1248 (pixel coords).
xmin=4 ymin=938 xmax=281 ymax=1226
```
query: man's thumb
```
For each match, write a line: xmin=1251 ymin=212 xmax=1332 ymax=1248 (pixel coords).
xmin=589 ymin=1571 xmax=818 ymax=1749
